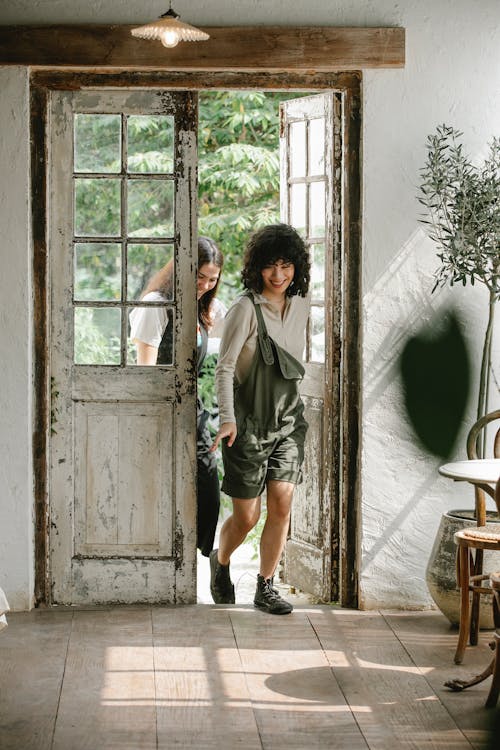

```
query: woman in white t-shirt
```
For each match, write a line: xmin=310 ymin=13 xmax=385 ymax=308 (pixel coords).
xmin=130 ymin=237 xmax=226 ymax=557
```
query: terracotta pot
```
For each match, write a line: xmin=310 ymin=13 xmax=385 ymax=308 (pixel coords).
xmin=426 ymin=509 xmax=500 ymax=628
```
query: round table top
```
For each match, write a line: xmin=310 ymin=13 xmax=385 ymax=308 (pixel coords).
xmin=439 ymin=458 xmax=500 ymax=484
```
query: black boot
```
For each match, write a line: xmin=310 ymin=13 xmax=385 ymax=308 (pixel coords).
xmin=268 ymin=577 xmax=280 ymax=595
xmin=209 ymin=549 xmax=235 ymax=604
xmin=254 ymin=574 xmax=293 ymax=615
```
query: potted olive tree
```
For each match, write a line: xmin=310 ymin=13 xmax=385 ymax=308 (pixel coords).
xmin=418 ymin=125 xmax=499 ymax=428
xmin=415 ymin=125 xmax=499 ymax=624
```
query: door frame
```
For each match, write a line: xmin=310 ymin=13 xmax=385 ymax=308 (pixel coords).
xmin=31 ymin=69 xmax=361 ymax=608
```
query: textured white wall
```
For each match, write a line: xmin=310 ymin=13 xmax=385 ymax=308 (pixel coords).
xmin=0 ymin=0 xmax=499 ymax=609
xmin=360 ymin=3 xmax=500 ymax=608
xmin=0 ymin=0 xmax=400 ymax=25
xmin=0 ymin=67 xmax=33 ymax=610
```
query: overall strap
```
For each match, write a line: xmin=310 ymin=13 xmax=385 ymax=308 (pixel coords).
xmin=245 ymin=292 xmax=274 ymax=366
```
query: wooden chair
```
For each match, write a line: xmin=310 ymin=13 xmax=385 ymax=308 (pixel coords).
xmin=453 ymin=410 xmax=500 ymax=665
xmin=485 ymin=479 xmax=500 ymax=708
xmin=445 ymin=568 xmax=500 ymax=708
xmin=445 ymin=476 xmax=500 ymax=708
xmin=485 ymin=570 xmax=500 ymax=708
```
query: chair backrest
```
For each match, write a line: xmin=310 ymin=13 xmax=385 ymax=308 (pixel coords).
xmin=467 ymin=409 xmax=500 ymax=460
xmin=466 ymin=409 xmax=500 ymax=525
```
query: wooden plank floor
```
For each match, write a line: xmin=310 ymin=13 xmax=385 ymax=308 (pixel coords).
xmin=0 ymin=606 xmax=498 ymax=749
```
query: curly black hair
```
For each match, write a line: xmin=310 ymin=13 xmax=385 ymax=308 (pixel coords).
xmin=241 ymin=223 xmax=310 ymax=298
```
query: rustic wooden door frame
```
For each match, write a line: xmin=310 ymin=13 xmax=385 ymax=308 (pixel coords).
xmin=31 ymin=69 xmax=361 ymax=609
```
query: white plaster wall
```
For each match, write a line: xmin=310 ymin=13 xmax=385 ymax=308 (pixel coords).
xmin=360 ymin=3 xmax=500 ymax=608
xmin=0 ymin=0 xmax=498 ymax=609
xmin=0 ymin=67 xmax=33 ymax=610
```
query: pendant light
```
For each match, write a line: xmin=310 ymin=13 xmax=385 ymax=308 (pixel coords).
xmin=131 ymin=3 xmax=209 ymax=49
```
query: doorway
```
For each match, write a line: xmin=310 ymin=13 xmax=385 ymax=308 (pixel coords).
xmin=196 ymin=89 xmax=342 ymax=603
xmin=31 ymin=71 xmax=361 ymax=609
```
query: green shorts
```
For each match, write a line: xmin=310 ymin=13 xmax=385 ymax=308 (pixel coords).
xmin=221 ymin=421 xmax=307 ymax=499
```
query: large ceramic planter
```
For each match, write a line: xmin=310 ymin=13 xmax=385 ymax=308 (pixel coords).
xmin=426 ymin=509 xmax=500 ymax=628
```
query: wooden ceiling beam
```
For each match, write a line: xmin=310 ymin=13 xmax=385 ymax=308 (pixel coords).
xmin=0 ymin=25 xmax=405 ymax=70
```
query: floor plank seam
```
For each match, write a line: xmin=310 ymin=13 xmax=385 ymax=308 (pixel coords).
xmin=306 ymin=612 xmax=371 ymax=750
xmin=50 ymin=608 xmax=74 ymax=750
xmin=151 ymin=607 xmax=159 ymax=750
xmin=228 ymin=609 xmax=265 ymax=750
xmin=379 ymin=611 xmax=476 ymax=749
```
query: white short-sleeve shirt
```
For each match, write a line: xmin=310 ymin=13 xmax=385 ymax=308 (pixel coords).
xmin=129 ymin=293 xmax=226 ymax=349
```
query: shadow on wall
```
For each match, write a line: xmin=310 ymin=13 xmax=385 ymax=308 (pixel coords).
xmin=364 ymin=227 xmax=473 ymax=459
xmin=363 ymin=229 xmax=448 ymax=417
xmin=360 ymin=228 xmax=474 ymax=584
xmin=400 ymin=308 xmax=470 ymax=460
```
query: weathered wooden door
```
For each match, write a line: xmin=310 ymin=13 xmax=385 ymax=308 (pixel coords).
xmin=49 ymin=89 xmax=197 ymax=604
xmin=280 ymin=93 xmax=342 ymax=601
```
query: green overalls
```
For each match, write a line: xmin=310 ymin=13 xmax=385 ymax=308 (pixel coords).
xmin=221 ymin=292 xmax=308 ymax=499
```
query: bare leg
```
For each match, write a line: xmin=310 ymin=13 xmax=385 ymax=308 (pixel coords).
xmin=259 ymin=480 xmax=294 ymax=579
xmin=217 ymin=497 xmax=261 ymax=566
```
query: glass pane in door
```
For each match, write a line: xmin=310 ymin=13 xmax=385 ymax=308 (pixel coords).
xmin=310 ymin=243 xmax=325 ymax=300
xmin=74 ymin=178 xmax=121 ymax=237
xmin=127 ymin=115 xmax=175 ymax=174
xmin=127 ymin=243 xmax=175 ymax=301
xmin=72 ymin=98 xmax=184 ymax=368
xmin=290 ymin=182 xmax=306 ymax=236
xmin=308 ymin=118 xmax=325 ymax=176
xmin=128 ymin=306 xmax=174 ymax=366
xmin=74 ymin=114 xmax=121 ymax=173
xmin=74 ymin=242 xmax=121 ymax=301
xmin=309 ymin=181 xmax=325 ymax=238
xmin=289 ymin=121 xmax=306 ymax=178
xmin=74 ymin=307 xmax=121 ymax=365
xmin=127 ymin=180 xmax=174 ymax=238
xmin=310 ymin=305 xmax=325 ymax=363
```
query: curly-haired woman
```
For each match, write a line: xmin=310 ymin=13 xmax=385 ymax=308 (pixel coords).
xmin=210 ymin=224 xmax=311 ymax=614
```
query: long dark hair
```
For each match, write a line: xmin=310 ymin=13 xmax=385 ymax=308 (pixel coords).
xmin=142 ymin=236 xmax=223 ymax=330
xmin=241 ymin=223 xmax=310 ymax=298
xmin=197 ymin=236 xmax=224 ymax=329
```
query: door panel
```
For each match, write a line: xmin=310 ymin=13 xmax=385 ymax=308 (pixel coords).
xmin=73 ymin=401 xmax=173 ymax=556
xmin=280 ymin=93 xmax=342 ymax=601
xmin=49 ymin=89 xmax=197 ymax=604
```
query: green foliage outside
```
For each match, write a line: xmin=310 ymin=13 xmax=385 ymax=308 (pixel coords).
xmin=198 ymin=91 xmax=304 ymax=546
xmin=198 ymin=91 xmax=287 ymax=307
xmin=72 ymin=91 xmax=306 ymax=550
xmin=74 ymin=114 xmax=178 ymax=364
xmin=73 ymin=92 xmax=301 ymax=355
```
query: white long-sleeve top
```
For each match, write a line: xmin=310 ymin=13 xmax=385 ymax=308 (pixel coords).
xmin=215 ymin=291 xmax=310 ymax=425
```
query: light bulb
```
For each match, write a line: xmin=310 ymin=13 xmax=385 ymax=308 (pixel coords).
xmin=160 ymin=29 xmax=180 ymax=48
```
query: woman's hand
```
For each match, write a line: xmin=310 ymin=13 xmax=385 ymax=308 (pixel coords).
xmin=211 ymin=422 xmax=237 ymax=451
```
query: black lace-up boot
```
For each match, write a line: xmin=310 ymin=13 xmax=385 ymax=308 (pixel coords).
xmin=254 ymin=574 xmax=293 ymax=615
xmin=269 ymin=577 xmax=280 ymax=595
xmin=209 ymin=549 xmax=235 ymax=604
